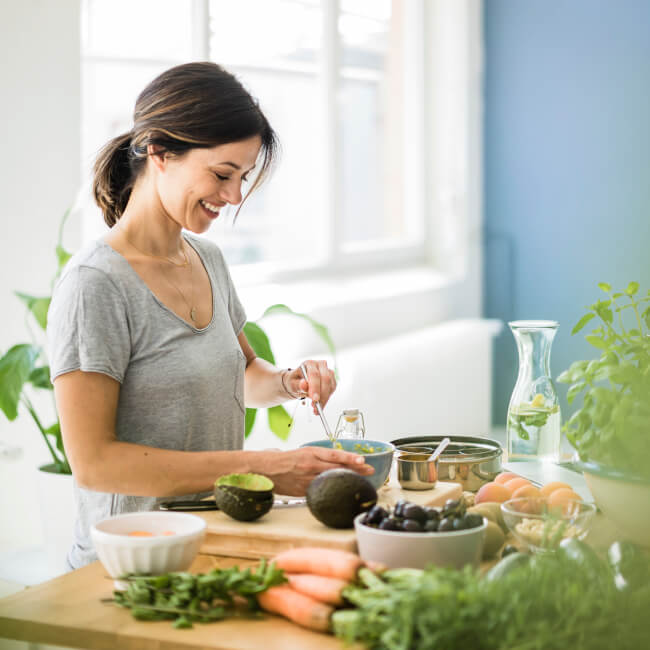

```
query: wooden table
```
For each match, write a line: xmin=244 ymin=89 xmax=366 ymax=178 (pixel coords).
xmin=0 ymin=553 xmax=360 ymax=650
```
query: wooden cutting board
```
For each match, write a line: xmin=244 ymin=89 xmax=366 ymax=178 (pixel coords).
xmin=197 ymin=480 xmax=462 ymax=559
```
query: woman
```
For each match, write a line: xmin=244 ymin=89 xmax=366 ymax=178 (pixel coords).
xmin=47 ymin=62 xmax=373 ymax=570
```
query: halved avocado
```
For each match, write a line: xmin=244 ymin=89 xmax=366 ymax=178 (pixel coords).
xmin=213 ymin=473 xmax=274 ymax=522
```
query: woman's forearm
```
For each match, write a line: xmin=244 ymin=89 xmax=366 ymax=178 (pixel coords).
xmin=76 ymin=440 xmax=264 ymax=496
xmin=244 ymin=357 xmax=292 ymax=408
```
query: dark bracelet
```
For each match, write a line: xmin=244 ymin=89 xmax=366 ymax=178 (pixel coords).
xmin=281 ymin=368 xmax=303 ymax=400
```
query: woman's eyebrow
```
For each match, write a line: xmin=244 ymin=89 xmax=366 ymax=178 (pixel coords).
xmin=217 ymin=161 xmax=257 ymax=173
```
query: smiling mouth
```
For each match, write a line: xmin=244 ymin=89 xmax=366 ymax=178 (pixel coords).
xmin=200 ymin=199 xmax=222 ymax=218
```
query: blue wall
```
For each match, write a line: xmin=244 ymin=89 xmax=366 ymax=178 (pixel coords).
xmin=484 ymin=0 xmax=650 ymax=425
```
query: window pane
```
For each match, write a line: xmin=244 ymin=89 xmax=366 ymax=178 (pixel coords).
xmin=338 ymin=0 xmax=409 ymax=248
xmin=209 ymin=0 xmax=321 ymax=71
xmin=83 ymin=0 xmax=193 ymax=60
xmin=206 ymin=0 xmax=328 ymax=270
xmin=205 ymin=68 xmax=328 ymax=269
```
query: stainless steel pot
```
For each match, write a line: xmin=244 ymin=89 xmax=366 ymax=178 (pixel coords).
xmin=391 ymin=435 xmax=503 ymax=492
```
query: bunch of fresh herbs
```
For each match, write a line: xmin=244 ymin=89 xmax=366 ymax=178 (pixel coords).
xmin=333 ymin=549 xmax=650 ymax=650
xmin=557 ymin=281 xmax=650 ymax=478
xmin=110 ymin=560 xmax=285 ymax=628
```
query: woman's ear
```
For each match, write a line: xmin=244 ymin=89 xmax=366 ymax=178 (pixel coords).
xmin=147 ymin=144 xmax=167 ymax=172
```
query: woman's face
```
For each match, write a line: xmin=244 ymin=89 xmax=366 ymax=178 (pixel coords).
xmin=152 ymin=135 xmax=262 ymax=233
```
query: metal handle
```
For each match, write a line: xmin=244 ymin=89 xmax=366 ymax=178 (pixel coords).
xmin=300 ymin=364 xmax=335 ymax=441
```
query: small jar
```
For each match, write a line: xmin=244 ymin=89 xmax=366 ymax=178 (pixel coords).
xmin=334 ymin=408 xmax=366 ymax=439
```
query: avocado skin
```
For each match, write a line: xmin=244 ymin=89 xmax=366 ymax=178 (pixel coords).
xmin=214 ymin=484 xmax=274 ymax=522
xmin=307 ymin=469 xmax=377 ymax=529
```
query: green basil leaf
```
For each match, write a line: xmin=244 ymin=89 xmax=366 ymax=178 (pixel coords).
xmin=0 ymin=344 xmax=40 ymax=420
xmin=567 ymin=382 xmax=586 ymax=405
xmin=597 ymin=282 xmax=612 ymax=293
xmin=625 ymin=281 xmax=640 ymax=296
xmin=267 ymin=405 xmax=292 ymax=441
xmin=15 ymin=293 xmax=51 ymax=331
xmin=571 ymin=312 xmax=595 ymax=335
xmin=585 ymin=335 xmax=609 ymax=350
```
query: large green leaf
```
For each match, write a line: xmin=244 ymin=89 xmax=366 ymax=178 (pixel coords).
xmin=571 ymin=312 xmax=595 ymax=335
xmin=245 ymin=407 xmax=257 ymax=438
xmin=15 ymin=292 xmax=51 ymax=330
xmin=267 ymin=405 xmax=292 ymax=441
xmin=44 ymin=422 xmax=64 ymax=454
xmin=29 ymin=366 xmax=53 ymax=390
xmin=243 ymin=322 xmax=275 ymax=364
xmin=261 ymin=304 xmax=338 ymax=371
xmin=0 ymin=344 xmax=40 ymax=420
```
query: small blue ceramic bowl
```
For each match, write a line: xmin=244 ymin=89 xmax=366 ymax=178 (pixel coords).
xmin=301 ymin=439 xmax=395 ymax=490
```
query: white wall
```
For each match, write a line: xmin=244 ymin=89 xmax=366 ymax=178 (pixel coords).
xmin=0 ymin=0 xmax=81 ymax=548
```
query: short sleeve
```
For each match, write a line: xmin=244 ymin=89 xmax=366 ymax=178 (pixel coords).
xmin=226 ymin=267 xmax=246 ymax=335
xmin=47 ymin=266 xmax=131 ymax=384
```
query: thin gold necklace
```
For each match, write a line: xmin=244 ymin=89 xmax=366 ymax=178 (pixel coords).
xmin=117 ymin=223 xmax=197 ymax=323
xmin=117 ymin=222 xmax=189 ymax=268
xmin=164 ymin=253 xmax=197 ymax=323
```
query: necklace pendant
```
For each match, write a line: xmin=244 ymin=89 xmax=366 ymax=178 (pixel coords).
xmin=190 ymin=307 xmax=197 ymax=322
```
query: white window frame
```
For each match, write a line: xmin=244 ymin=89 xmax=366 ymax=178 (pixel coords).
xmin=81 ymin=0 xmax=483 ymax=326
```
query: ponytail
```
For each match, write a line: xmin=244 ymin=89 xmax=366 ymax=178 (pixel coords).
xmin=92 ymin=132 xmax=138 ymax=227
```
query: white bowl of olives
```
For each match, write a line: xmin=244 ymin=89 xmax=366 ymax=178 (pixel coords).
xmin=354 ymin=498 xmax=487 ymax=570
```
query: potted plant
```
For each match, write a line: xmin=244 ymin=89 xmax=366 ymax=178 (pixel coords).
xmin=557 ymin=281 xmax=650 ymax=545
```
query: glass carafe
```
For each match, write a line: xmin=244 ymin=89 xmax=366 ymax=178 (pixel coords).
xmin=506 ymin=321 xmax=561 ymax=463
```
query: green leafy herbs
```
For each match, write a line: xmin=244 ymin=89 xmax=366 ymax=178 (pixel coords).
xmin=508 ymin=403 xmax=559 ymax=441
xmin=557 ymin=282 xmax=650 ymax=478
xmin=110 ymin=560 xmax=285 ymax=628
xmin=333 ymin=549 xmax=650 ymax=650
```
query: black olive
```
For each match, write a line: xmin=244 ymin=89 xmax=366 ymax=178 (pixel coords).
xmin=501 ymin=545 xmax=519 ymax=558
xmin=463 ymin=513 xmax=484 ymax=529
xmin=453 ymin=517 xmax=468 ymax=530
xmin=393 ymin=500 xmax=408 ymax=518
xmin=402 ymin=504 xmax=427 ymax=523
xmin=379 ymin=516 xmax=402 ymax=531
xmin=423 ymin=519 xmax=439 ymax=532
xmin=438 ymin=517 xmax=455 ymax=532
xmin=424 ymin=507 xmax=440 ymax=521
xmin=366 ymin=505 xmax=388 ymax=525
xmin=442 ymin=499 xmax=463 ymax=518
xmin=402 ymin=518 xmax=423 ymax=532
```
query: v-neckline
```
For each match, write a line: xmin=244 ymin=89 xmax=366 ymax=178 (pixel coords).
xmin=100 ymin=234 xmax=216 ymax=333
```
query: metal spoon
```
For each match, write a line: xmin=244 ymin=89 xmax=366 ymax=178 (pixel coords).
xmin=300 ymin=363 xmax=335 ymax=442
xmin=428 ymin=437 xmax=450 ymax=463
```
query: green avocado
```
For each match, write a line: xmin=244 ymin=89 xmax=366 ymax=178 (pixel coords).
xmin=213 ymin=473 xmax=274 ymax=522
xmin=306 ymin=469 xmax=377 ymax=529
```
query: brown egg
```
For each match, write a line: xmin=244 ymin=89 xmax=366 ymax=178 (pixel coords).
xmin=504 ymin=477 xmax=532 ymax=494
xmin=475 ymin=482 xmax=513 ymax=504
xmin=512 ymin=484 xmax=542 ymax=499
xmin=547 ymin=488 xmax=582 ymax=515
xmin=540 ymin=481 xmax=572 ymax=497
xmin=494 ymin=472 xmax=519 ymax=485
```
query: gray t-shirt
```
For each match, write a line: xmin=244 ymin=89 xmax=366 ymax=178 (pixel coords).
xmin=47 ymin=234 xmax=247 ymax=570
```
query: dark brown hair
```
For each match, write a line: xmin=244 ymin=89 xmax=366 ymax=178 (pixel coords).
xmin=93 ymin=62 xmax=278 ymax=227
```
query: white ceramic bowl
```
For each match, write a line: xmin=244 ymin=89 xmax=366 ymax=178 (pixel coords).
xmin=91 ymin=511 xmax=206 ymax=586
xmin=354 ymin=513 xmax=487 ymax=570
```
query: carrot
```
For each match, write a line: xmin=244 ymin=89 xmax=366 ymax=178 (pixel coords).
xmin=272 ymin=547 xmax=364 ymax=582
xmin=257 ymin=585 xmax=333 ymax=632
xmin=286 ymin=573 xmax=348 ymax=606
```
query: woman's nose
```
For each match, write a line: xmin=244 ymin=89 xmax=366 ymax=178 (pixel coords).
xmin=221 ymin=179 xmax=242 ymax=206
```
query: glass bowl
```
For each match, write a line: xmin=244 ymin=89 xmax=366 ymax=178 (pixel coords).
xmin=500 ymin=497 xmax=596 ymax=553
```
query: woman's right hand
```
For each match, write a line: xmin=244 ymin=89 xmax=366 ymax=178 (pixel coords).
xmin=256 ymin=447 xmax=375 ymax=496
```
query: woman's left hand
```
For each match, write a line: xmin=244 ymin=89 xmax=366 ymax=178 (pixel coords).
xmin=284 ymin=361 xmax=337 ymax=413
